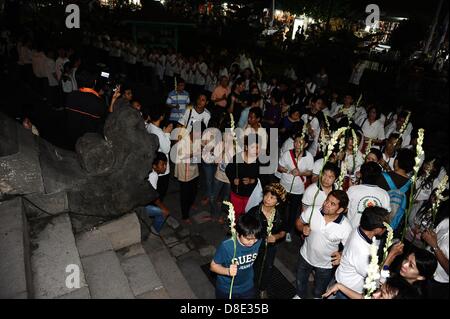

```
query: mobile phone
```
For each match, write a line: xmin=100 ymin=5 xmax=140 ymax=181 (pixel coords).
xmin=101 ymin=72 xmax=110 ymax=79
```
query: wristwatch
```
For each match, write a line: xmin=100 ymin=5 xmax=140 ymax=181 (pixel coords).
xmin=431 ymin=246 xmax=440 ymax=253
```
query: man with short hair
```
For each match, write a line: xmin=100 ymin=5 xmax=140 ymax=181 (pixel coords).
xmin=166 ymin=77 xmax=190 ymax=123
xmin=347 ymin=162 xmax=391 ymax=229
xmin=334 ymin=206 xmax=389 ymax=298
xmin=302 ymin=162 xmax=340 ymax=211
xmin=294 ymin=190 xmax=352 ymax=299
xmin=178 ymin=93 xmax=211 ymax=133
xmin=109 ymin=84 xmax=133 ymax=113
xmin=147 ymin=107 xmax=173 ymax=200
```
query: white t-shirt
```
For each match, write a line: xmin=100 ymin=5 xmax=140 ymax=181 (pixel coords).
xmin=45 ymin=58 xmax=58 ymax=87
xmin=178 ymin=108 xmax=211 ymax=133
xmin=148 ymin=170 xmax=159 ymax=190
xmin=382 ymin=153 xmax=396 ymax=171
xmin=302 ymin=182 xmax=328 ymax=210
xmin=335 ymin=228 xmax=378 ymax=293
xmin=433 ymin=218 xmax=449 ymax=283
xmin=146 ymin=123 xmax=171 ymax=176
xmin=300 ymin=207 xmax=352 ymax=269
xmin=361 ymin=119 xmax=385 ymax=140
xmin=347 ymin=184 xmax=391 ymax=229
xmin=279 ymin=150 xmax=314 ymax=195
xmin=55 ymin=57 xmax=69 ymax=81
xmin=195 ymin=62 xmax=208 ymax=86
xmin=333 ymin=105 xmax=357 ymax=123
xmin=385 ymin=122 xmax=412 ymax=147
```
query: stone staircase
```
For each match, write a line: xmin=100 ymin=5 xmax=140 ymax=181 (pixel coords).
xmin=0 ymin=197 xmax=197 ymax=299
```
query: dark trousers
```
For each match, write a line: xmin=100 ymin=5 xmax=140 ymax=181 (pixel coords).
xmin=179 ymin=178 xmax=198 ymax=220
xmin=254 ymin=243 xmax=277 ymax=291
xmin=286 ymin=193 xmax=303 ymax=234
xmin=296 ymin=253 xmax=334 ymax=299
xmin=216 ymin=286 xmax=256 ymax=300
xmin=427 ymin=279 xmax=449 ymax=299
xmin=157 ymin=174 xmax=170 ymax=201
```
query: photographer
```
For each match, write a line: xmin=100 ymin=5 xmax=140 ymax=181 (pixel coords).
xmin=108 ymin=83 xmax=133 ymax=113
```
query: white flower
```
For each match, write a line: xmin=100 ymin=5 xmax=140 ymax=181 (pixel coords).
xmin=336 ymin=160 xmax=347 ymax=190
xmin=382 ymin=222 xmax=394 ymax=263
xmin=363 ymin=242 xmax=381 ymax=299
xmin=430 ymin=174 xmax=449 ymax=221
xmin=399 ymin=111 xmax=411 ymax=135
xmin=223 ymin=201 xmax=237 ymax=238
xmin=364 ymin=138 xmax=373 ymax=159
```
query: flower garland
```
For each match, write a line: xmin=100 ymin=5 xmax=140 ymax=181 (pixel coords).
xmin=399 ymin=111 xmax=411 ymax=136
xmin=382 ymin=222 xmax=394 ymax=264
xmin=364 ymin=138 xmax=373 ymax=160
xmin=351 ymin=129 xmax=359 ymax=174
xmin=223 ymin=201 xmax=238 ymax=299
xmin=229 ymin=113 xmax=239 ymax=194
xmin=363 ymin=242 xmax=381 ymax=299
xmin=308 ymin=127 xmax=348 ymax=224
xmin=401 ymin=128 xmax=425 ymax=241
xmin=431 ymin=174 xmax=449 ymax=224
xmin=288 ymin=122 xmax=308 ymax=193
xmin=336 ymin=159 xmax=347 ymax=190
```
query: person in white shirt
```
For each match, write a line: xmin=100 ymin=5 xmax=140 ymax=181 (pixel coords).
xmin=311 ymin=151 xmax=340 ymax=184
xmin=422 ymin=214 xmax=449 ymax=299
xmin=385 ymin=110 xmax=413 ymax=148
xmin=146 ymin=107 xmax=174 ymax=200
xmin=303 ymin=162 xmax=340 ymax=211
xmin=239 ymin=51 xmax=255 ymax=73
xmin=294 ymin=190 xmax=352 ymax=299
xmin=347 ymin=162 xmax=391 ymax=229
xmin=380 ymin=133 xmax=400 ymax=172
xmin=194 ymin=55 xmax=208 ymax=96
xmin=178 ymin=93 xmax=211 ymax=134
xmin=360 ymin=105 xmax=386 ymax=149
xmin=55 ymin=47 xmax=69 ymax=82
xmin=278 ymin=132 xmax=314 ymax=242
xmin=332 ymin=94 xmax=356 ymax=125
xmin=144 ymin=152 xmax=171 ymax=234
xmin=334 ymin=206 xmax=389 ymax=298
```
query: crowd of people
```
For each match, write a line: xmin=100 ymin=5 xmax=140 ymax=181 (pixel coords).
xmin=6 ymin=27 xmax=449 ymax=301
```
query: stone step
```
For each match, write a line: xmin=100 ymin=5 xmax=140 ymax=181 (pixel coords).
xmin=0 ymin=198 xmax=33 ymax=299
xmin=142 ymin=235 xmax=197 ymax=299
xmin=96 ymin=213 xmax=141 ymax=251
xmin=30 ymin=213 xmax=89 ymax=299
xmin=76 ymin=228 xmax=134 ymax=299
xmin=116 ymin=244 xmax=164 ymax=298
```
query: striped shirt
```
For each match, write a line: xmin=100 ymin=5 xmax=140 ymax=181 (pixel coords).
xmin=166 ymin=90 xmax=190 ymax=122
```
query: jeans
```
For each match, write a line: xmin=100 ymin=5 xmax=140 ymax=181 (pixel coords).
xmin=335 ymin=291 xmax=349 ymax=300
xmin=210 ymin=178 xmax=231 ymax=217
xmin=202 ymin=163 xmax=217 ymax=199
xmin=144 ymin=205 xmax=166 ymax=233
xmin=286 ymin=193 xmax=303 ymax=234
xmin=296 ymin=253 xmax=335 ymax=299
xmin=216 ymin=286 xmax=256 ymax=300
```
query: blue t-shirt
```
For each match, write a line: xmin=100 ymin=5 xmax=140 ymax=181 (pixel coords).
xmin=213 ymin=237 xmax=262 ymax=295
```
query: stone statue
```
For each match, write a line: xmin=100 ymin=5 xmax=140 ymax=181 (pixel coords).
xmin=0 ymin=106 xmax=159 ymax=233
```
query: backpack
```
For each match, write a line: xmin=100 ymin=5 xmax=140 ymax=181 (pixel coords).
xmin=382 ymin=172 xmax=412 ymax=230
